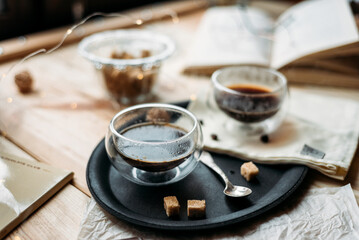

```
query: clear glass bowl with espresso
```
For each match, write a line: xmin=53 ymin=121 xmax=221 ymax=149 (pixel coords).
xmin=212 ymin=66 xmax=288 ymax=134
xmin=105 ymin=103 xmax=203 ymax=186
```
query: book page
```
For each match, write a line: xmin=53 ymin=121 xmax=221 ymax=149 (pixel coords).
xmin=0 ymin=152 xmax=73 ymax=238
xmin=184 ymin=6 xmax=274 ymax=73
xmin=271 ymin=0 xmax=359 ymax=69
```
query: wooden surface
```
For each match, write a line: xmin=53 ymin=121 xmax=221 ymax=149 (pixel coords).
xmin=0 ymin=4 xmax=208 ymax=196
xmin=1 ymin=1 xmax=359 ymax=239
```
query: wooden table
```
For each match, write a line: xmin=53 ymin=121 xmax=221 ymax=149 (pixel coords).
xmin=1 ymin=1 xmax=359 ymax=239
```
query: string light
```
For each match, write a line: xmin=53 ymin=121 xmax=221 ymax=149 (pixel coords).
xmin=0 ymin=9 xmax=180 ymax=84
xmin=172 ymin=16 xmax=180 ymax=24
xmin=190 ymin=94 xmax=197 ymax=101
xmin=136 ymin=19 xmax=143 ymax=25
xmin=160 ymin=9 xmax=179 ymax=24
xmin=137 ymin=73 xmax=144 ymax=80
xmin=70 ymin=102 xmax=78 ymax=109
xmin=0 ymin=6 xmax=184 ymax=123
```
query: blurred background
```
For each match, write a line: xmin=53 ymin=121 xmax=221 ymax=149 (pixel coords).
xmin=0 ymin=0 xmax=306 ymax=41
xmin=0 ymin=0 xmax=169 ymax=40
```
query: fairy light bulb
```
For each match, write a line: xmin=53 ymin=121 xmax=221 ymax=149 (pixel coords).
xmin=70 ymin=102 xmax=78 ymax=109
xmin=0 ymin=73 xmax=6 ymax=84
xmin=172 ymin=16 xmax=180 ymax=23
xmin=136 ymin=19 xmax=143 ymax=25
xmin=137 ymin=73 xmax=144 ymax=80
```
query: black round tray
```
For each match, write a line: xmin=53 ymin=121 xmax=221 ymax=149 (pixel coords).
xmin=86 ymin=138 xmax=307 ymax=231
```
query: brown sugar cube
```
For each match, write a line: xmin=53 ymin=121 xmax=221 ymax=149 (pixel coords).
xmin=141 ymin=50 xmax=151 ymax=58
xmin=111 ymin=51 xmax=134 ymax=59
xmin=14 ymin=71 xmax=33 ymax=94
xmin=187 ymin=200 xmax=206 ymax=219
xmin=103 ymin=51 xmax=157 ymax=102
xmin=241 ymin=161 xmax=259 ymax=181
xmin=163 ymin=196 xmax=180 ymax=217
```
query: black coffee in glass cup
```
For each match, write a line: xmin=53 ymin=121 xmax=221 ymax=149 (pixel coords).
xmin=211 ymin=66 xmax=288 ymax=135
xmin=105 ymin=103 xmax=203 ymax=186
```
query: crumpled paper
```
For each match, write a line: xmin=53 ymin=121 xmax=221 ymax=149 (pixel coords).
xmin=187 ymin=88 xmax=359 ymax=180
xmin=78 ymin=185 xmax=359 ymax=240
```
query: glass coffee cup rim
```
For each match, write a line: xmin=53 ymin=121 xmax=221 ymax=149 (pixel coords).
xmin=109 ymin=103 xmax=199 ymax=145
xmin=211 ymin=66 xmax=287 ymax=96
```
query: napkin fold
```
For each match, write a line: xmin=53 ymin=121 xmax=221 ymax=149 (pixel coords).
xmin=78 ymin=185 xmax=359 ymax=239
xmin=188 ymin=88 xmax=359 ymax=180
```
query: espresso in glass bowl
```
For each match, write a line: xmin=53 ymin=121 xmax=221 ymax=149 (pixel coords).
xmin=212 ymin=66 xmax=288 ymax=135
xmin=105 ymin=103 xmax=203 ymax=186
xmin=116 ymin=122 xmax=194 ymax=172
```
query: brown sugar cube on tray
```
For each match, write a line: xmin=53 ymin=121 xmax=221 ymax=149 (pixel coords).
xmin=187 ymin=200 xmax=206 ymax=219
xmin=241 ymin=161 xmax=259 ymax=181
xmin=163 ymin=196 xmax=180 ymax=217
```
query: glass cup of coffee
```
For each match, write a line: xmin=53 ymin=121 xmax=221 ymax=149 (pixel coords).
xmin=105 ymin=103 xmax=203 ymax=186
xmin=211 ymin=66 xmax=288 ymax=135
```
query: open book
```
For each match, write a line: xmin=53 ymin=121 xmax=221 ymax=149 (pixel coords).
xmin=183 ymin=0 xmax=359 ymax=88
xmin=0 ymin=152 xmax=73 ymax=238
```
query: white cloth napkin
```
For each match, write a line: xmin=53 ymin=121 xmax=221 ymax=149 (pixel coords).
xmin=78 ymin=185 xmax=359 ymax=239
xmin=187 ymin=88 xmax=359 ymax=180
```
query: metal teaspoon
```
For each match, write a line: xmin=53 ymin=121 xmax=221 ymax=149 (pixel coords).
xmin=200 ymin=151 xmax=252 ymax=197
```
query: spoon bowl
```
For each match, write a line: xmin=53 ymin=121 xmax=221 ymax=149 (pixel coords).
xmin=200 ymin=151 xmax=252 ymax=197
xmin=224 ymin=182 xmax=252 ymax=197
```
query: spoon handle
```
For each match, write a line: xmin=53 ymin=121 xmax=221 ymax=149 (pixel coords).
xmin=200 ymin=151 xmax=230 ymax=183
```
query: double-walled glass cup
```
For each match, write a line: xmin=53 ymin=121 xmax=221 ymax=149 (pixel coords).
xmin=78 ymin=30 xmax=175 ymax=105
xmin=105 ymin=103 xmax=203 ymax=186
xmin=212 ymin=66 xmax=288 ymax=135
